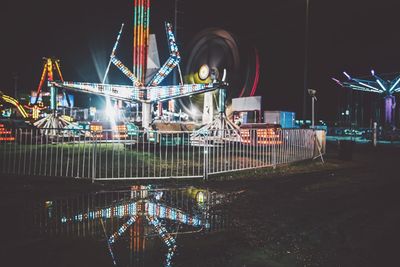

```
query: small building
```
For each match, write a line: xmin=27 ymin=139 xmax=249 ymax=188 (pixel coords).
xmin=263 ymin=111 xmax=295 ymax=129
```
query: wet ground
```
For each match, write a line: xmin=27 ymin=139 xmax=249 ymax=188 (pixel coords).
xmin=1 ymin=142 xmax=400 ymax=266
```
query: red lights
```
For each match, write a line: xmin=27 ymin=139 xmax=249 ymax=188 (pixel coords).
xmin=0 ymin=124 xmax=15 ymax=141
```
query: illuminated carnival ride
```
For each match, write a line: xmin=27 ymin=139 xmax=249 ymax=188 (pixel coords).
xmin=0 ymin=58 xmax=65 ymax=123
xmin=19 ymin=0 xmax=260 ymax=145
xmin=29 ymin=57 xmax=74 ymax=133
xmin=333 ymin=70 xmax=400 ymax=127
xmin=183 ymin=28 xmax=260 ymax=120
xmin=55 ymin=186 xmax=222 ymax=267
xmin=0 ymin=91 xmax=29 ymax=119
xmin=182 ymin=28 xmax=260 ymax=141
xmin=49 ymin=22 xmax=224 ymax=131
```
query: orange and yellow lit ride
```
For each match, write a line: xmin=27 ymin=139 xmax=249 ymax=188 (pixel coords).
xmin=86 ymin=122 xmax=138 ymax=140
xmin=24 ymin=102 xmax=46 ymax=120
xmin=112 ymin=124 xmax=128 ymax=139
xmin=89 ymin=123 xmax=104 ymax=139
xmin=34 ymin=57 xmax=64 ymax=106
xmin=240 ymin=123 xmax=282 ymax=145
xmin=0 ymin=92 xmax=28 ymax=119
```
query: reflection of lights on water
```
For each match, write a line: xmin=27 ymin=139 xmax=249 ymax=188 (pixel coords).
xmin=61 ymin=200 xmax=206 ymax=227
xmin=109 ymin=215 xmax=138 ymax=244
xmin=147 ymin=216 xmax=177 ymax=267
xmin=56 ymin=188 xmax=218 ymax=266
xmin=155 ymin=191 xmax=163 ymax=201
xmin=45 ymin=201 xmax=53 ymax=208
xmin=196 ymin=191 xmax=205 ymax=204
xmin=45 ymin=201 xmax=53 ymax=218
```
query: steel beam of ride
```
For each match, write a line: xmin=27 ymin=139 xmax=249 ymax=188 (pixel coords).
xmin=111 ymin=56 xmax=142 ymax=86
xmin=335 ymin=71 xmax=399 ymax=95
xmin=103 ymin=23 xmax=125 ymax=84
xmin=53 ymin=81 xmax=221 ymax=103
xmin=146 ymin=22 xmax=181 ymax=86
xmin=54 ymin=21 xmax=219 ymax=106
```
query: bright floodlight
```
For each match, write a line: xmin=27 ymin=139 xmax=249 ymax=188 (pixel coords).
xmin=199 ymin=64 xmax=210 ymax=80
xmin=371 ymin=70 xmax=375 ymax=76
xmin=308 ymin=89 xmax=316 ymax=97
xmin=106 ymin=99 xmax=117 ymax=123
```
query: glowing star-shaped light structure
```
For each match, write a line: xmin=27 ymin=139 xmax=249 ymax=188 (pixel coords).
xmin=49 ymin=0 xmax=228 ymax=133
xmin=333 ymin=71 xmax=400 ymax=126
xmin=61 ymin=197 xmax=209 ymax=267
xmin=53 ymin=22 xmax=223 ymax=129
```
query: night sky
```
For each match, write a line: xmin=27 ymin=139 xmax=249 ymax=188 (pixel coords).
xmin=1 ymin=0 xmax=400 ymax=122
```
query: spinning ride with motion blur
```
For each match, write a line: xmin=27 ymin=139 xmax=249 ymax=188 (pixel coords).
xmin=182 ymin=28 xmax=261 ymax=141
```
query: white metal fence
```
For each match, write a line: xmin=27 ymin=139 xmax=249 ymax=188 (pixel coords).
xmin=0 ymin=128 xmax=317 ymax=181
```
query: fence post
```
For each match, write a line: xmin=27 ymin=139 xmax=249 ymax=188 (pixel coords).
xmin=313 ymin=129 xmax=325 ymax=163
xmin=91 ymin=131 xmax=96 ymax=183
xmin=203 ymin=133 xmax=209 ymax=180
xmin=272 ymin=129 xmax=278 ymax=169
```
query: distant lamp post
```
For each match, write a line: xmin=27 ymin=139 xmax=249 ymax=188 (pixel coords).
xmin=303 ymin=0 xmax=310 ymax=120
xmin=13 ymin=73 xmax=18 ymax=99
xmin=308 ymin=89 xmax=317 ymax=128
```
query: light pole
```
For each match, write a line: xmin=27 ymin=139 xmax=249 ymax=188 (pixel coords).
xmin=13 ymin=73 xmax=18 ymax=99
xmin=308 ymin=89 xmax=317 ymax=128
xmin=303 ymin=0 xmax=310 ymax=120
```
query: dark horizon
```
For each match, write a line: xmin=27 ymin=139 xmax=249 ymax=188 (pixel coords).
xmin=1 ymin=0 xmax=400 ymax=123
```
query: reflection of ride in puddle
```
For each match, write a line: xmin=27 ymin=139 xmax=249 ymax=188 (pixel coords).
xmin=37 ymin=185 xmax=232 ymax=266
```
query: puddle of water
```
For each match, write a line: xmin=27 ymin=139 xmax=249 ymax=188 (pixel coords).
xmin=20 ymin=185 xmax=231 ymax=266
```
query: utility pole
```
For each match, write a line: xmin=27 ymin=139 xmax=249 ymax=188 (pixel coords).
xmin=308 ymin=89 xmax=316 ymax=128
xmin=174 ymin=0 xmax=179 ymax=40
xmin=303 ymin=0 xmax=310 ymax=120
xmin=173 ymin=0 xmax=183 ymax=85
xmin=13 ymin=73 xmax=18 ymax=99
xmin=170 ymin=0 xmax=182 ymax=114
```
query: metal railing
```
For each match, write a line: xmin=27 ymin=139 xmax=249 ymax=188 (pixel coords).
xmin=0 ymin=128 xmax=318 ymax=181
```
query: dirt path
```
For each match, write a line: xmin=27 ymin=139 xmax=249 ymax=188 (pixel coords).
xmin=177 ymin=144 xmax=400 ymax=266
